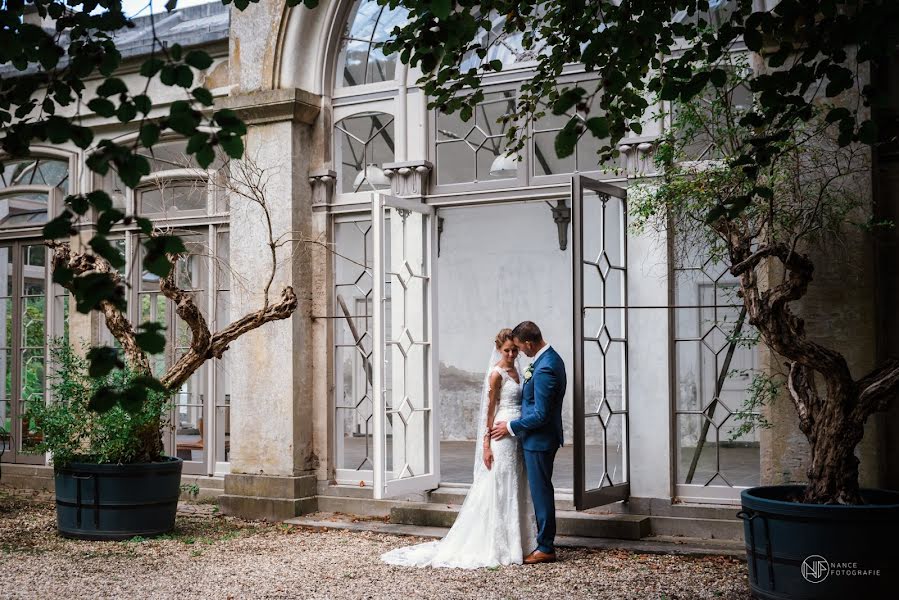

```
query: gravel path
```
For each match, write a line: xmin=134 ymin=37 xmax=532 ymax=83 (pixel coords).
xmin=0 ymin=489 xmax=749 ymax=599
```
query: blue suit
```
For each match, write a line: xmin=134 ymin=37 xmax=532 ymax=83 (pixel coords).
xmin=510 ymin=346 xmax=566 ymax=553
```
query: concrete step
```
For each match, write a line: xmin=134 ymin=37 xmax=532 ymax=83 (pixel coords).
xmin=390 ymin=503 xmax=651 ymax=540
xmin=428 ymin=486 xmax=577 ymax=511
xmin=649 ymin=515 xmax=744 ymax=541
xmin=285 ymin=512 xmax=746 ymax=558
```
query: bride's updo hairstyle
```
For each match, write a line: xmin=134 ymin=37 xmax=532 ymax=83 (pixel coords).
xmin=495 ymin=328 xmax=514 ymax=349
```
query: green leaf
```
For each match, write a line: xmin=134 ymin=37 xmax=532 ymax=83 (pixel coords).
xmin=90 ymin=236 xmax=126 ymax=269
xmin=116 ymin=102 xmax=137 ymax=123
xmin=554 ymin=119 xmax=580 ymax=159
xmin=144 ymin=253 xmax=173 ymax=278
xmin=175 ymin=64 xmax=194 ymax=88
xmin=184 ymin=50 xmax=214 ymax=71
xmin=97 ymin=78 xmax=128 ymax=98
xmin=43 ymin=211 xmax=76 ymax=239
xmin=585 ymin=116 xmax=609 ymax=139
xmin=858 ymin=120 xmax=878 ymax=145
xmin=136 ymin=217 xmax=154 ymax=235
xmin=87 ymin=190 xmax=114 ymax=212
xmin=196 ymin=144 xmax=215 ymax=169
xmin=219 ymin=134 xmax=244 ymax=159
xmin=133 ymin=94 xmax=152 ymax=115
xmin=87 ymin=347 xmax=124 ymax=379
xmin=135 ymin=321 xmax=167 ymax=355
xmin=552 ymin=87 xmax=587 ymax=116
xmin=140 ymin=123 xmax=161 ymax=148
xmin=430 ymin=0 xmax=452 ymax=20
xmin=488 ymin=59 xmax=503 ymax=71
xmin=87 ymin=98 xmax=115 ymax=117
xmin=89 ymin=386 xmax=120 ymax=413
xmin=165 ymin=0 xmax=178 ymax=12
xmin=192 ymin=87 xmax=214 ymax=106
xmin=140 ymin=58 xmax=165 ymax=78
xmin=52 ymin=266 xmax=73 ymax=287
xmin=825 ymin=107 xmax=851 ymax=124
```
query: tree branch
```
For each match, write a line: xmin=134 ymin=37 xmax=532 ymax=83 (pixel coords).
xmin=856 ymin=358 xmax=899 ymax=418
xmin=46 ymin=240 xmax=151 ymax=375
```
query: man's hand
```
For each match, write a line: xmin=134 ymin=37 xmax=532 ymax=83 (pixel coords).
xmin=490 ymin=421 xmax=509 ymax=440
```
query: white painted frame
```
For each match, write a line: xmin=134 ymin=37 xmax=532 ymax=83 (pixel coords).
xmin=371 ymin=192 xmax=440 ymax=499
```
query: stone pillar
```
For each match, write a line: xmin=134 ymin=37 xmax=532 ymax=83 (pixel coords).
xmin=216 ymin=88 xmax=324 ymax=520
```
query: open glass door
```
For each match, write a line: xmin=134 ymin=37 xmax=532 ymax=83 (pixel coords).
xmin=372 ymin=193 xmax=440 ymax=499
xmin=572 ymin=175 xmax=630 ymax=510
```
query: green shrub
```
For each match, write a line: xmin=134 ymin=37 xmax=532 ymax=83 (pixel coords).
xmin=27 ymin=341 xmax=170 ymax=468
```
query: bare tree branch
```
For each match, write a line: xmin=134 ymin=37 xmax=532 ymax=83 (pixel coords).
xmin=46 ymin=240 xmax=151 ymax=375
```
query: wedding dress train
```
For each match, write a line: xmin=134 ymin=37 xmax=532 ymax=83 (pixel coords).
xmin=381 ymin=366 xmax=537 ymax=569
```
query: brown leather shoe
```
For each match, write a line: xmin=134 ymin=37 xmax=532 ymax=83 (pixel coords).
xmin=524 ymin=550 xmax=557 ymax=564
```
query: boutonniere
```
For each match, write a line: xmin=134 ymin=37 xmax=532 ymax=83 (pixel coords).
xmin=523 ymin=364 xmax=534 ymax=381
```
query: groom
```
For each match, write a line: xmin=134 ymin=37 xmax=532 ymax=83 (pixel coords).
xmin=490 ymin=321 xmax=566 ymax=564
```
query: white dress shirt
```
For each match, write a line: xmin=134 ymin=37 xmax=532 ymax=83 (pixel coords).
xmin=507 ymin=344 xmax=551 ymax=436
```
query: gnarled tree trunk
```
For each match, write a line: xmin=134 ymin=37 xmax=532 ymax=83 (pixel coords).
xmin=723 ymin=227 xmax=899 ymax=504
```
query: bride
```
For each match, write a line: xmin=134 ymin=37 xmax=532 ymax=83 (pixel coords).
xmin=381 ymin=328 xmax=537 ymax=568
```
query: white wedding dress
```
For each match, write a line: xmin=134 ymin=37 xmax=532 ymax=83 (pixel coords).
xmin=381 ymin=366 xmax=537 ymax=569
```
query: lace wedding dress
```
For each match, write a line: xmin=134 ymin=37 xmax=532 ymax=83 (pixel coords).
xmin=381 ymin=366 xmax=537 ymax=569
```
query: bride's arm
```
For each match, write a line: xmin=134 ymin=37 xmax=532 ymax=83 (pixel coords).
xmin=483 ymin=371 xmax=502 ymax=468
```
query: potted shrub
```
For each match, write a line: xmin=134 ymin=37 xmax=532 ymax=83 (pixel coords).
xmin=630 ymin=61 xmax=899 ymax=599
xmin=28 ymin=342 xmax=181 ymax=540
xmin=28 ymin=157 xmax=299 ymax=540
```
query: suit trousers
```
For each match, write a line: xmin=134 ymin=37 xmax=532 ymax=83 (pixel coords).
xmin=523 ymin=447 xmax=558 ymax=553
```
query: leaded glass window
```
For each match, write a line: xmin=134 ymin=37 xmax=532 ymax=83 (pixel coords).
xmin=335 ymin=112 xmax=396 ymax=194
xmin=338 ymin=0 xmax=409 ymax=87
xmin=435 ymin=91 xmax=517 ymax=185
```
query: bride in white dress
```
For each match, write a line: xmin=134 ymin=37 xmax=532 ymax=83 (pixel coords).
xmin=381 ymin=329 xmax=537 ymax=569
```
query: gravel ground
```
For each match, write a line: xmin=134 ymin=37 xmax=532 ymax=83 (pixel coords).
xmin=0 ymin=489 xmax=749 ymax=600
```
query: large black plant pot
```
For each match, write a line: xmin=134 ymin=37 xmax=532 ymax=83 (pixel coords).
xmin=55 ymin=457 xmax=183 ymax=540
xmin=739 ymin=485 xmax=899 ymax=600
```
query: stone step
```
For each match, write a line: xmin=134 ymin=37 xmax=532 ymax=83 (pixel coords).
xmin=390 ymin=503 xmax=652 ymax=540
xmin=285 ymin=512 xmax=746 ymax=558
xmin=428 ymin=486 xmax=577 ymax=511
xmin=649 ymin=515 xmax=745 ymax=542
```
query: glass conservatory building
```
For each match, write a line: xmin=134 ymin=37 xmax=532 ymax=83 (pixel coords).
xmin=3 ymin=1 xmax=896 ymax=527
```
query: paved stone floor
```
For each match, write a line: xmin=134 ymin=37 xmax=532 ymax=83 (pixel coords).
xmin=341 ymin=438 xmax=760 ymax=489
xmin=0 ymin=489 xmax=750 ymax=600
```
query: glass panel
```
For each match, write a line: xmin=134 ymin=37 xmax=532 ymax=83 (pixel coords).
xmin=173 ymin=366 xmax=205 ymax=464
xmin=673 ymin=229 xmax=761 ymax=491
xmin=0 ymin=192 xmax=49 ymax=228
xmin=335 ymin=113 xmax=395 ymax=194
xmin=534 ymin=131 xmax=574 ymax=175
xmin=137 ymin=139 xmax=225 ymax=173
xmin=2 ymin=299 xmax=12 ymax=348
xmin=334 ymin=219 xmax=375 ymax=474
xmin=0 ymin=247 xmax=11 ymax=297
xmin=436 ymin=142 xmax=475 ymax=185
xmin=138 ymin=182 xmax=207 ymax=215
xmin=1 ymin=348 xmax=11 ymax=451
xmin=435 ymin=92 xmax=517 ymax=185
xmin=0 ymin=158 xmax=69 ymax=192
xmin=339 ymin=0 xmax=409 ymax=87
xmin=382 ymin=207 xmax=431 ymax=484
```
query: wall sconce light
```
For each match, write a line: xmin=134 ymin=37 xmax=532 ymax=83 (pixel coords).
xmin=488 ymin=151 xmax=518 ymax=178
xmin=353 ymin=163 xmax=390 ymax=189
xmin=546 ymin=199 xmax=571 ymax=251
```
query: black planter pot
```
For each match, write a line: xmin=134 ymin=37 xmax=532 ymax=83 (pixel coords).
xmin=739 ymin=485 xmax=899 ymax=600
xmin=55 ymin=457 xmax=183 ymax=541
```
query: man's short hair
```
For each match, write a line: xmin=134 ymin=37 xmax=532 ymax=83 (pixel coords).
xmin=512 ymin=321 xmax=543 ymax=344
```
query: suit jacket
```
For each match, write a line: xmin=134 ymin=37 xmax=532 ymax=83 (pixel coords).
xmin=510 ymin=346 xmax=566 ymax=451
